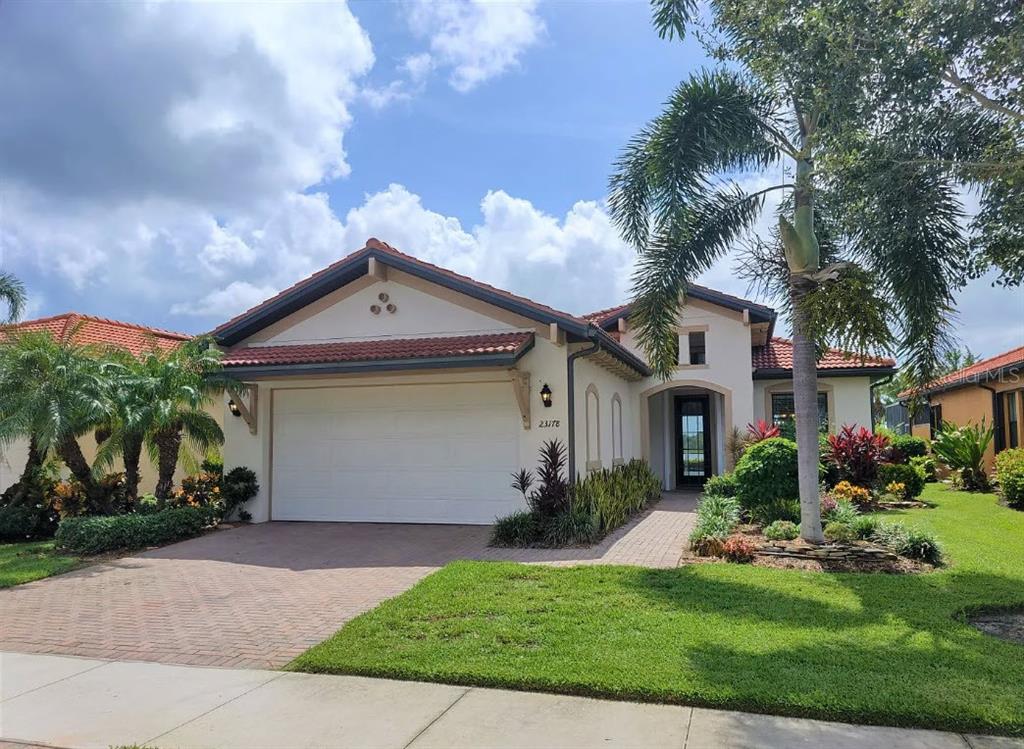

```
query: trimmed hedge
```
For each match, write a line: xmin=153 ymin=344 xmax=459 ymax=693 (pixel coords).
xmin=734 ymin=437 xmax=799 ymax=519
xmin=890 ymin=435 xmax=929 ymax=461
xmin=55 ymin=506 xmax=211 ymax=554
xmin=877 ymin=462 xmax=926 ymax=499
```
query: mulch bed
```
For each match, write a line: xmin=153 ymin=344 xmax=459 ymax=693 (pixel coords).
xmin=969 ymin=609 xmax=1024 ymax=644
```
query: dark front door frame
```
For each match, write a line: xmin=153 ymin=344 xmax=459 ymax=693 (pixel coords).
xmin=674 ymin=394 xmax=712 ymax=487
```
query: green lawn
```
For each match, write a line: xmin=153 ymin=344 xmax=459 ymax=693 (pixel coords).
xmin=291 ymin=485 xmax=1024 ymax=736
xmin=0 ymin=541 xmax=79 ymax=588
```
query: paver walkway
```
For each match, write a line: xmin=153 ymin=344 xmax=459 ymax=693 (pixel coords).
xmin=0 ymin=493 xmax=696 ymax=668
xmin=1 ymin=652 xmax=1020 ymax=749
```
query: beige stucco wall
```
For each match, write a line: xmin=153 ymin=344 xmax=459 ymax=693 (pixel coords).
xmin=752 ymin=376 xmax=874 ymax=433
xmin=927 ymin=385 xmax=997 ymax=470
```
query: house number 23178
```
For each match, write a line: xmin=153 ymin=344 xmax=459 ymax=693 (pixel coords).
xmin=538 ymin=419 xmax=560 ymax=428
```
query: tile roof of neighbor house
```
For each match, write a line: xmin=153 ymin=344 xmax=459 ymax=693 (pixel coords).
xmin=4 ymin=313 xmax=190 ymax=355
xmin=902 ymin=344 xmax=1024 ymax=397
xmin=222 ymin=332 xmax=534 ymax=367
xmin=752 ymin=337 xmax=896 ymax=372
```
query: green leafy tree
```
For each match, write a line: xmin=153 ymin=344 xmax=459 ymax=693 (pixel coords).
xmin=0 ymin=330 xmax=110 ymax=494
xmin=608 ymin=0 xmax=1017 ymax=541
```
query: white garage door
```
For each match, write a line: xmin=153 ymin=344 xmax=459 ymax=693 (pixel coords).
xmin=271 ymin=381 xmax=523 ymax=524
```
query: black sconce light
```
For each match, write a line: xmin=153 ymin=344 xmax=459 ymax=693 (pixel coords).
xmin=228 ymin=399 xmax=242 ymax=417
xmin=540 ymin=383 xmax=553 ymax=407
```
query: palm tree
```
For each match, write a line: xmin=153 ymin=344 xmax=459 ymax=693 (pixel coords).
xmin=128 ymin=337 xmax=233 ymax=500
xmin=0 ymin=330 xmax=110 ymax=494
xmin=0 ymin=272 xmax=26 ymax=324
xmin=608 ymin=4 xmax=990 ymax=542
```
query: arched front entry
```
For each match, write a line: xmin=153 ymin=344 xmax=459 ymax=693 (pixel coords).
xmin=639 ymin=380 xmax=735 ymax=491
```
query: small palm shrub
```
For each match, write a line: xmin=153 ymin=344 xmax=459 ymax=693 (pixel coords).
xmin=722 ymin=533 xmax=757 ymax=563
xmin=876 ymin=462 xmax=925 ymax=499
xmin=763 ymin=520 xmax=799 ymax=541
xmin=825 ymin=425 xmax=890 ymax=487
xmin=931 ymin=422 xmax=994 ymax=491
xmin=910 ymin=454 xmax=938 ymax=482
xmin=490 ymin=511 xmax=541 ymax=546
xmin=824 ymin=521 xmax=856 ymax=543
xmin=889 ymin=435 xmax=929 ymax=463
xmin=734 ymin=437 xmax=799 ymax=520
xmin=994 ymin=448 xmax=1024 ymax=509
xmin=702 ymin=473 xmax=738 ymax=498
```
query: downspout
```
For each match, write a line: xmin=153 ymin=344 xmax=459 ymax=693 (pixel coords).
xmin=566 ymin=327 xmax=602 ymax=486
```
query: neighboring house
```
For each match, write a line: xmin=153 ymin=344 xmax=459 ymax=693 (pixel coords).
xmin=0 ymin=313 xmax=211 ymax=493
xmin=215 ymin=238 xmax=894 ymax=525
xmin=905 ymin=345 xmax=1024 ymax=471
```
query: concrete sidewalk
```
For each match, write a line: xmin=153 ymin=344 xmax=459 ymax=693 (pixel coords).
xmin=1 ymin=653 xmax=1020 ymax=749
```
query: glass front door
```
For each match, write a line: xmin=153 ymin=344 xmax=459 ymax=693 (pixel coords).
xmin=675 ymin=395 xmax=711 ymax=486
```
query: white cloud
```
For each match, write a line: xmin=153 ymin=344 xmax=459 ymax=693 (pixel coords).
xmin=407 ymin=0 xmax=544 ymax=92
xmin=173 ymin=281 xmax=279 ymax=318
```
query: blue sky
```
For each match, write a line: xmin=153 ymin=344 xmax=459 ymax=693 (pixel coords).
xmin=0 ymin=0 xmax=1020 ymax=360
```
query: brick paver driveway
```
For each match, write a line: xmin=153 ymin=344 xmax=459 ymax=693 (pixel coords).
xmin=0 ymin=493 xmax=696 ymax=669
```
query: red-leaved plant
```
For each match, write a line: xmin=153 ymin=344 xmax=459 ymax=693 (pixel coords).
xmin=826 ymin=425 xmax=891 ymax=487
xmin=746 ymin=419 xmax=781 ymax=442
xmin=722 ymin=533 xmax=757 ymax=563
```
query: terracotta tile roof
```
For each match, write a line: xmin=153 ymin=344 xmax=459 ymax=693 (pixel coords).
xmin=752 ymin=337 xmax=896 ymax=371
xmin=214 ymin=238 xmax=591 ymax=337
xmin=223 ymin=332 xmax=534 ymax=367
xmin=903 ymin=345 xmax=1024 ymax=397
xmin=4 ymin=313 xmax=190 ymax=356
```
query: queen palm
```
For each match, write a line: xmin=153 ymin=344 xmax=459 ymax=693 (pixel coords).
xmin=607 ymin=0 xmax=1013 ymax=541
xmin=0 ymin=330 xmax=109 ymax=493
xmin=107 ymin=336 xmax=233 ymax=500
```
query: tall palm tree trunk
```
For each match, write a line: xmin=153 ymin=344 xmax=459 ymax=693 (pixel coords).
xmin=57 ymin=436 xmax=96 ymax=492
xmin=122 ymin=433 xmax=143 ymax=502
xmin=791 ymin=281 xmax=824 ymax=542
xmin=154 ymin=427 xmax=182 ymax=500
xmin=18 ymin=434 xmax=44 ymax=484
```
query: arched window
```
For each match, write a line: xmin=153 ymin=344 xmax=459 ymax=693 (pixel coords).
xmin=585 ymin=384 xmax=601 ymax=470
xmin=611 ymin=393 xmax=623 ymax=465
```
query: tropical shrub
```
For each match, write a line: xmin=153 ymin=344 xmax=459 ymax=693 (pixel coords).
xmin=55 ymin=506 xmax=212 ymax=554
xmin=542 ymin=504 xmax=600 ymax=547
xmin=824 ymin=521 xmax=856 ymax=543
xmin=819 ymin=493 xmax=838 ymax=516
xmin=876 ymin=462 xmax=925 ymax=499
xmin=576 ymin=459 xmax=660 ymax=531
xmin=851 ymin=514 xmax=879 ymax=540
xmin=746 ymin=419 xmax=780 ymax=442
xmin=0 ymin=462 xmax=60 ymax=539
xmin=702 ymin=473 xmax=738 ymax=498
xmin=689 ymin=493 xmax=742 ymax=555
xmin=822 ymin=498 xmax=859 ymax=528
xmin=221 ymin=466 xmax=259 ymax=522
xmin=172 ymin=472 xmax=223 ymax=514
xmin=825 ymin=425 xmax=890 ymax=487
xmin=910 ymin=455 xmax=938 ymax=482
xmin=749 ymin=498 xmax=800 ymax=525
xmin=696 ymin=493 xmax=742 ymax=526
xmin=721 ymin=533 xmax=756 ymax=563
xmin=733 ymin=437 xmax=799 ymax=519
xmin=872 ymin=522 xmax=943 ymax=564
xmin=526 ymin=440 xmax=570 ymax=517
xmin=889 ymin=435 xmax=929 ymax=463
xmin=763 ymin=520 xmax=799 ymax=541
xmin=0 ymin=504 xmax=52 ymax=540
xmin=994 ymin=448 xmax=1024 ymax=509
xmin=931 ymin=422 xmax=994 ymax=491
xmin=490 ymin=510 xmax=541 ymax=546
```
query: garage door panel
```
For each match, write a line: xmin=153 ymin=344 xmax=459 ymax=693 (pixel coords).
xmin=271 ymin=382 xmax=522 ymax=524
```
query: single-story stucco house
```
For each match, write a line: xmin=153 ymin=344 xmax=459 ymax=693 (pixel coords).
xmin=906 ymin=345 xmax=1024 ymax=472
xmin=214 ymin=239 xmax=895 ymax=525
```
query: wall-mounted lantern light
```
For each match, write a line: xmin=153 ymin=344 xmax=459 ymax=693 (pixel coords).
xmin=540 ymin=383 xmax=553 ymax=408
xmin=228 ymin=399 xmax=242 ymax=417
